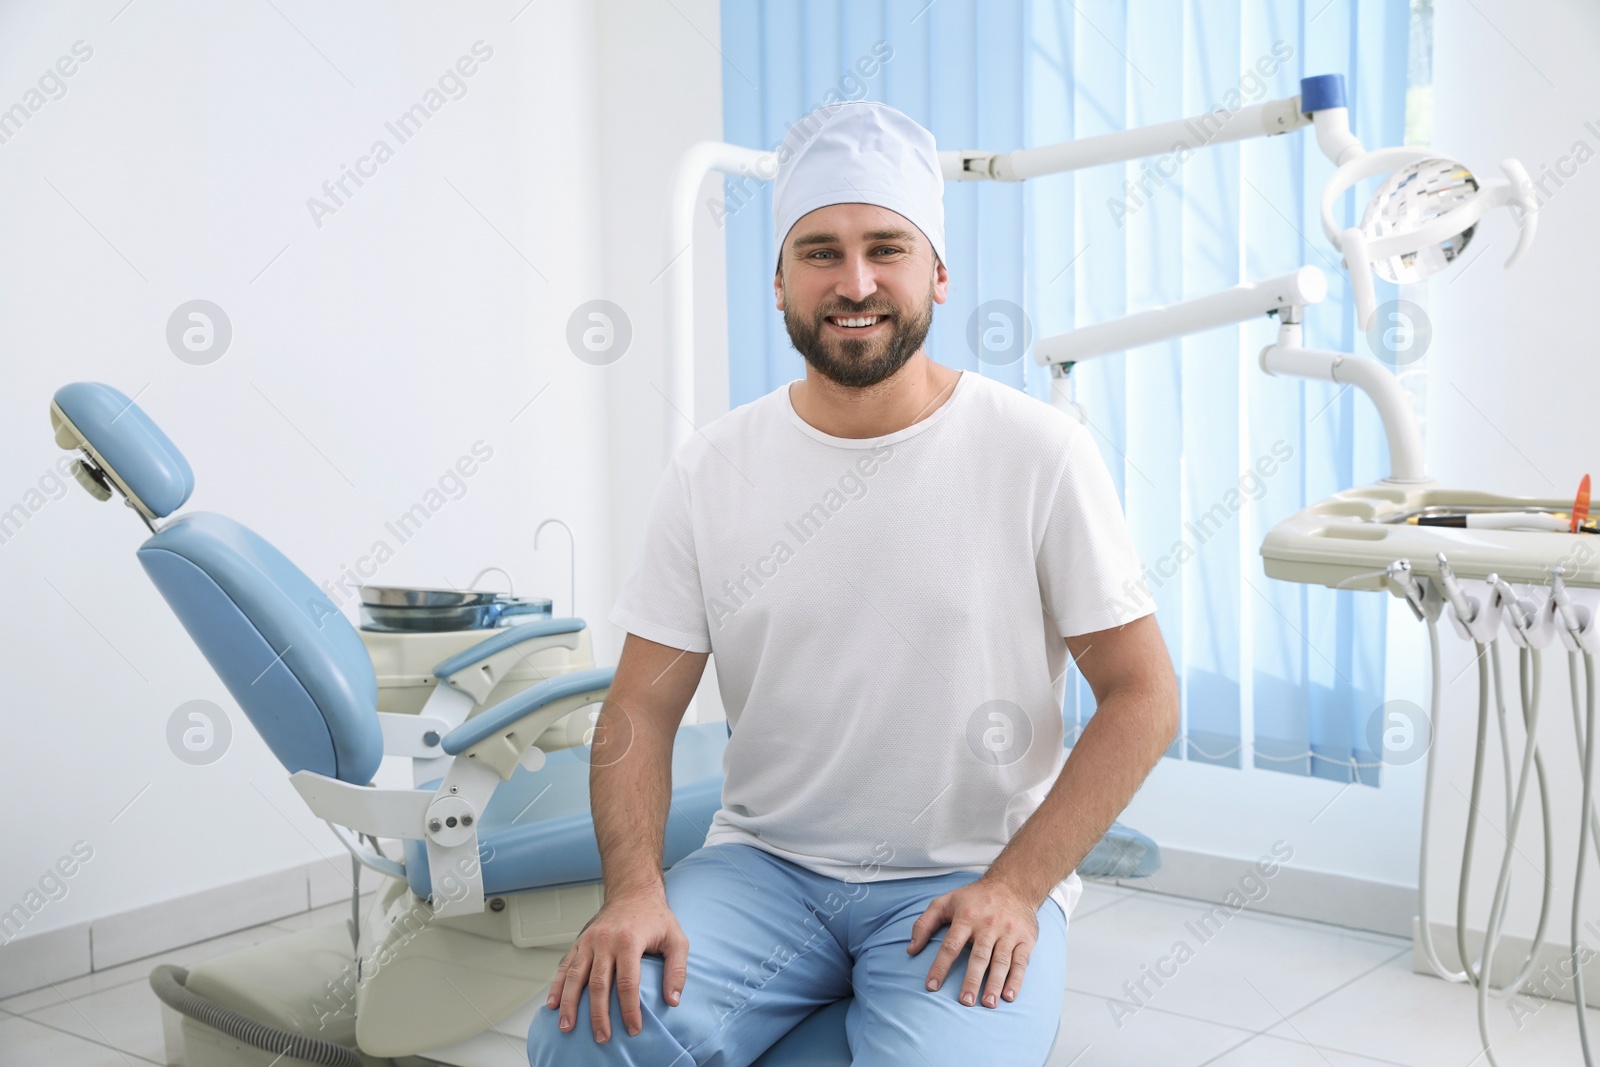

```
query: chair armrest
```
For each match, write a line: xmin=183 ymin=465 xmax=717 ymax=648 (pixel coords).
xmin=441 ymin=666 xmax=615 ymax=777
xmin=432 ymin=617 xmax=587 ymax=703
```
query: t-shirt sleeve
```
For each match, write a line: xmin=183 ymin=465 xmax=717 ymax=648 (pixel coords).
xmin=608 ymin=458 xmax=712 ymax=654
xmin=1036 ymin=423 xmax=1153 ymax=637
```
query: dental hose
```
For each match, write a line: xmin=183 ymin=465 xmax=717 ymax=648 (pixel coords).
xmin=1473 ymin=645 xmax=1553 ymax=1067
xmin=1414 ymin=631 xmax=1556 ymax=1067
xmin=1450 ymin=640 xmax=1553 ymax=1001
xmin=1416 ymin=619 xmax=1469 ymax=980
xmin=1568 ymin=653 xmax=1600 ymax=857
xmin=1452 ymin=640 xmax=1492 ymax=987
xmin=1409 ymin=567 xmax=1600 ymax=1063
xmin=1496 ymin=646 xmax=1518 ymax=831
xmin=1576 ymin=651 xmax=1597 ymax=1066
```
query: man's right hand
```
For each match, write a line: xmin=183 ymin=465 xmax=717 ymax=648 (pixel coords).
xmin=545 ymin=887 xmax=690 ymax=1043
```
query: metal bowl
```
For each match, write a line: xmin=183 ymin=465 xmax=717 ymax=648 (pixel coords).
xmin=359 ymin=585 xmax=507 ymax=608
xmin=358 ymin=587 xmax=553 ymax=633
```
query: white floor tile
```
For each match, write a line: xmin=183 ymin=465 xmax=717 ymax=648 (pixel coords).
xmin=1073 ymin=879 xmax=1137 ymax=921
xmin=1049 ymin=990 xmax=1258 ymax=1067
xmin=0 ymin=1002 xmax=163 ymax=1064
xmin=1064 ymin=889 xmax=1409 ymax=1033
xmin=1200 ymin=1031 xmax=1413 ymax=1066
xmin=23 ymin=972 xmax=169 ymax=1063
xmin=1263 ymin=949 xmax=1600 ymax=1065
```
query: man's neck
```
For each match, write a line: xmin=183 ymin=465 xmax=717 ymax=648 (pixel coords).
xmin=788 ymin=356 xmax=961 ymax=440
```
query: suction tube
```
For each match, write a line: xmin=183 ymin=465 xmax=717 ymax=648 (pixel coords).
xmin=148 ymin=964 xmax=367 ymax=1067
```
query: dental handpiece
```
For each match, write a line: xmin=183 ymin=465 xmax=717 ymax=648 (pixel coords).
xmin=1436 ymin=553 xmax=1479 ymax=625
xmin=1387 ymin=559 xmax=1428 ymax=622
xmin=1550 ymin=566 xmax=1591 ymax=635
xmin=1487 ymin=573 xmax=1531 ymax=633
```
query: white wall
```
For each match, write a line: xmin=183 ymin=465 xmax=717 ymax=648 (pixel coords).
xmin=0 ymin=0 xmax=727 ymax=944
xmin=592 ymin=0 xmax=732 ymax=725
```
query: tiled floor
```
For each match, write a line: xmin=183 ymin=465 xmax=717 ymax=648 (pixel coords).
xmin=1 ymin=882 xmax=1593 ymax=1065
xmin=1050 ymin=881 xmax=1598 ymax=1065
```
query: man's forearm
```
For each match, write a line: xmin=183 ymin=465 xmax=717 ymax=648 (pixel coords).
xmin=985 ymin=684 xmax=1177 ymax=908
xmin=590 ymin=701 xmax=676 ymax=900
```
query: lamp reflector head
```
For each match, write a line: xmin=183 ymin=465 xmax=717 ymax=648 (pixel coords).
xmin=1359 ymin=158 xmax=1479 ymax=283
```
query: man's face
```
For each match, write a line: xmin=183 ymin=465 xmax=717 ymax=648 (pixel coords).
xmin=774 ymin=202 xmax=949 ymax=389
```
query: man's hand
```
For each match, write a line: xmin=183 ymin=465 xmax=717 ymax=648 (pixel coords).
xmin=907 ymin=876 xmax=1040 ymax=1008
xmin=545 ymin=888 xmax=689 ymax=1043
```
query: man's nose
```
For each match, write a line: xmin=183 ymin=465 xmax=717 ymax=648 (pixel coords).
xmin=834 ymin=252 xmax=880 ymax=304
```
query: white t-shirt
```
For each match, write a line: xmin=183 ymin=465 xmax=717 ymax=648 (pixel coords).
xmin=609 ymin=369 xmax=1153 ymax=921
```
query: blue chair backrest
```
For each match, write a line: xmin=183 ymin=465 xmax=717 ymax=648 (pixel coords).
xmin=54 ymin=382 xmax=383 ymax=785
xmin=139 ymin=514 xmax=384 ymax=784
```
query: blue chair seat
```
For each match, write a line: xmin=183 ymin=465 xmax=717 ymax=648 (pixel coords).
xmin=403 ymin=721 xmax=728 ymax=900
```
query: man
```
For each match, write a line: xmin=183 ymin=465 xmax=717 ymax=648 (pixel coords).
xmin=529 ymin=101 xmax=1177 ymax=1066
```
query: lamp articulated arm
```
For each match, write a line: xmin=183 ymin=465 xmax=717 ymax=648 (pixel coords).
xmin=1029 ymin=266 xmax=1428 ymax=485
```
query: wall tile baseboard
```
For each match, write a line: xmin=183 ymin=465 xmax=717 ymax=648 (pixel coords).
xmin=0 ymin=855 xmax=366 ymax=1000
xmin=1104 ymin=845 xmax=1417 ymax=940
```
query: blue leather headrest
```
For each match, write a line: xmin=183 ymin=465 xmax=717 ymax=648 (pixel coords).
xmin=51 ymin=382 xmax=195 ymax=519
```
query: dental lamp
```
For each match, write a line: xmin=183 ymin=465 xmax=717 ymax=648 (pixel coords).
xmin=1323 ymin=148 xmax=1538 ymax=330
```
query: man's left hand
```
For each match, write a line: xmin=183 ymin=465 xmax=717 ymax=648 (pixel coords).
xmin=907 ymin=876 xmax=1040 ymax=1008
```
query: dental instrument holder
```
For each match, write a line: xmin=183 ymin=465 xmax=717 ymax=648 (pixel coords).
xmin=1413 ymin=552 xmax=1600 ymax=653
xmin=1386 ymin=559 xmax=1444 ymax=624
xmin=1435 ymin=555 xmax=1501 ymax=645
xmin=1487 ymin=573 xmax=1548 ymax=650
xmin=1550 ymin=566 xmax=1600 ymax=655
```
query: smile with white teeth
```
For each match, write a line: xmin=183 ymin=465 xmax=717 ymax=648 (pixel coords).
xmin=829 ymin=315 xmax=885 ymax=329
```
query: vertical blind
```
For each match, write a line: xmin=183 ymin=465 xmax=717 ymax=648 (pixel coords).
xmin=720 ymin=0 xmax=1418 ymax=785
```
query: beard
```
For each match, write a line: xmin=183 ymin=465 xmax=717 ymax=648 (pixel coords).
xmin=782 ymin=277 xmax=935 ymax=390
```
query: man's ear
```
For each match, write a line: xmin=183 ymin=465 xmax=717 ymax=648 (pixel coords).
xmin=773 ymin=266 xmax=785 ymax=312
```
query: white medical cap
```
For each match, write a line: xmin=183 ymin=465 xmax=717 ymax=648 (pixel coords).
xmin=771 ymin=100 xmax=946 ymax=270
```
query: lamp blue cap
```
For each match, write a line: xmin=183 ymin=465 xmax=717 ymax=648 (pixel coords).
xmin=1299 ymin=74 xmax=1347 ymax=113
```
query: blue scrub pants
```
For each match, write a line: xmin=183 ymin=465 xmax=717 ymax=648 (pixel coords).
xmin=527 ymin=842 xmax=1068 ymax=1067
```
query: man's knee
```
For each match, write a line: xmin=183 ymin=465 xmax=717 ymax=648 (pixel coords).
xmin=526 ymin=987 xmax=658 ymax=1066
xmin=528 ymin=998 xmax=602 ymax=1066
xmin=526 ymin=965 xmax=716 ymax=1066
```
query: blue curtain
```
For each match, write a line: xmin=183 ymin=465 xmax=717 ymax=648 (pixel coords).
xmin=719 ymin=0 xmax=1413 ymax=786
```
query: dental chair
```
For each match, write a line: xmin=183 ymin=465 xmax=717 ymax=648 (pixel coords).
xmin=51 ymin=382 xmax=1133 ymax=1065
xmin=49 ymin=381 xmax=872 ymax=1066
